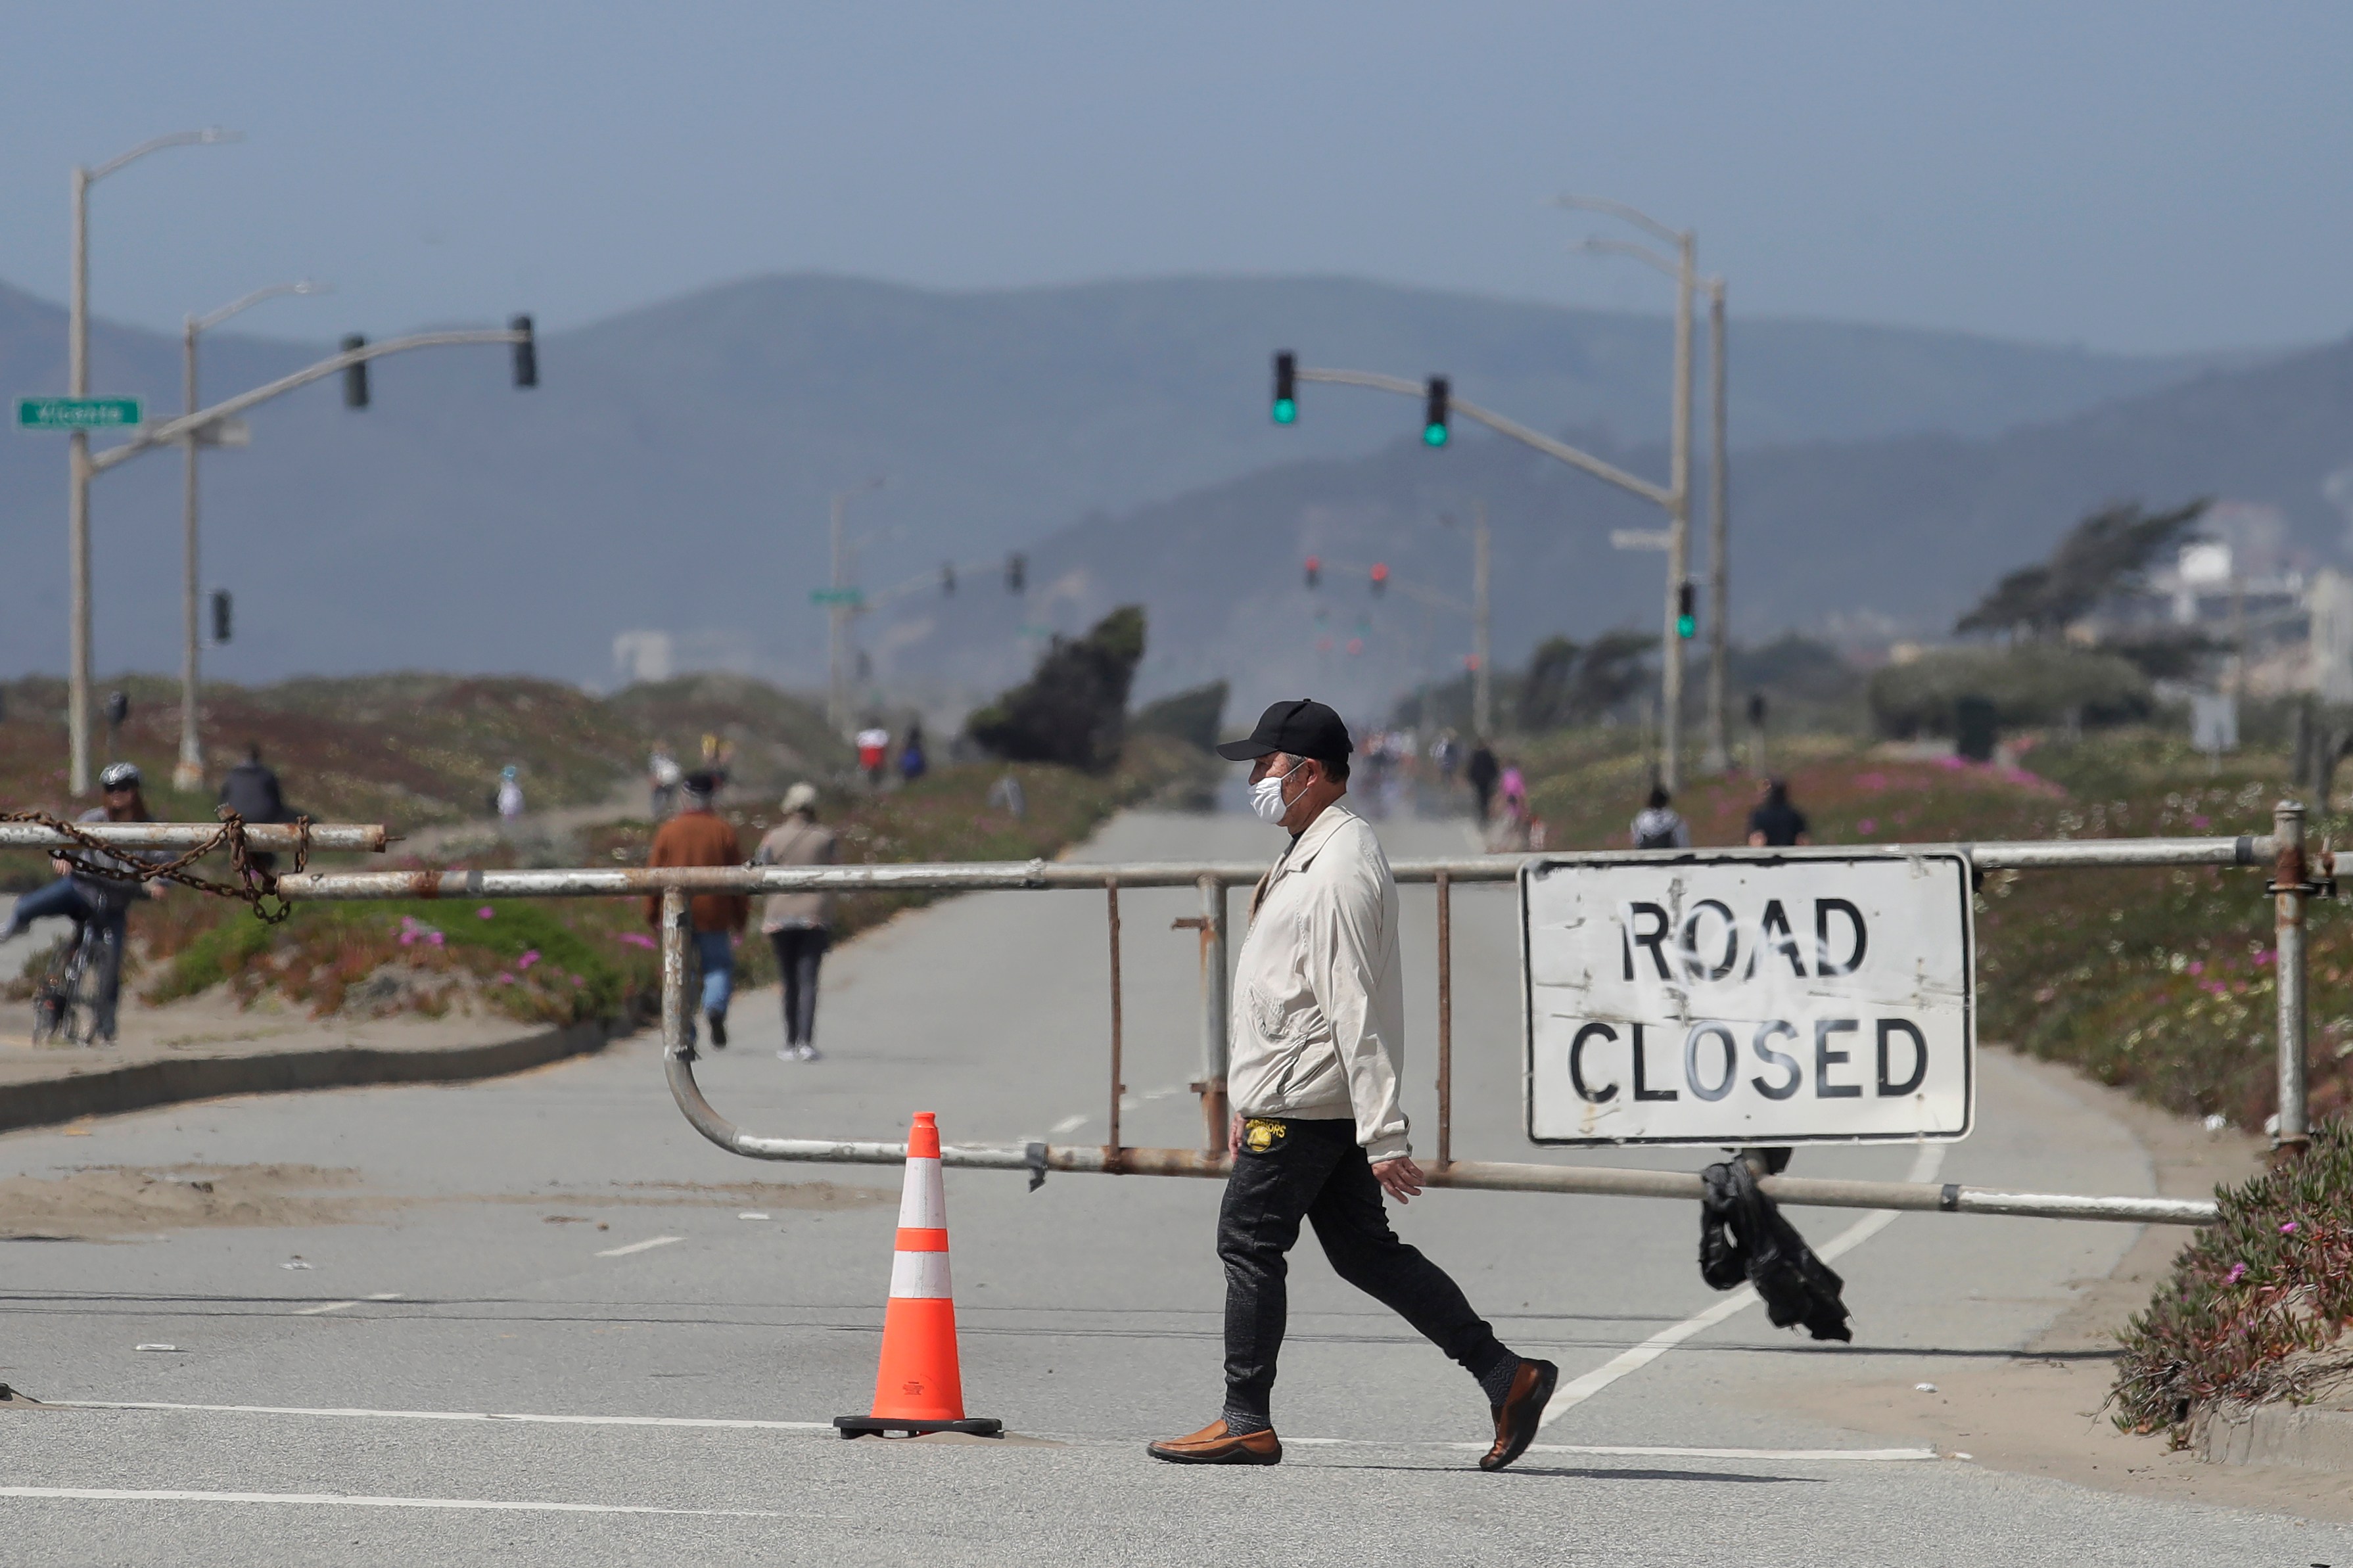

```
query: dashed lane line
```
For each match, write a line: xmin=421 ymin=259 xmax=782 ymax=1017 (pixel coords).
xmin=1537 ymin=1143 xmax=1948 ymax=1428
xmin=595 ymin=1235 xmax=682 ymax=1258
xmin=0 ymin=1487 xmax=801 ymax=1518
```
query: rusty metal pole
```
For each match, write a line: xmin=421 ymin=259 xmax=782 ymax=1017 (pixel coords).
xmin=1436 ymin=869 xmax=1454 ymax=1168
xmin=660 ymin=887 xmax=689 ymax=1063
xmin=2273 ymin=800 xmax=2310 ymax=1157
xmin=1195 ymin=873 xmax=1229 ymax=1153
xmin=1106 ymin=878 xmax=1124 ymax=1168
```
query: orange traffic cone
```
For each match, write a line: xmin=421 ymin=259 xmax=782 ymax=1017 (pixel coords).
xmin=835 ymin=1112 xmax=1003 ymax=1439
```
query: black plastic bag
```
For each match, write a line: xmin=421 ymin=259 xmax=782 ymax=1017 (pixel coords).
xmin=1698 ymin=1158 xmax=1853 ymax=1343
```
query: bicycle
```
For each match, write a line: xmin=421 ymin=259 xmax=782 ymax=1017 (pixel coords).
xmin=30 ymin=918 xmax=120 ymax=1047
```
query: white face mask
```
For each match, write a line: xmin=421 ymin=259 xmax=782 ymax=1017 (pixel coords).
xmin=1250 ymin=760 xmax=1304 ymax=823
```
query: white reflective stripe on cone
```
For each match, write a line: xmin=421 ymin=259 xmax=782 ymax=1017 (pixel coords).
xmin=889 ymin=1249 xmax=954 ymax=1300
xmin=897 ymin=1157 xmax=947 ymax=1229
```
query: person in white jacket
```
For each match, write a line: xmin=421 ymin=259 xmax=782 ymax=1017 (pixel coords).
xmin=1148 ymin=699 xmax=1556 ymax=1472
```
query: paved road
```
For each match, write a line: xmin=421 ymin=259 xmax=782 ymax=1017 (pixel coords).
xmin=0 ymin=809 xmax=2342 ymax=1565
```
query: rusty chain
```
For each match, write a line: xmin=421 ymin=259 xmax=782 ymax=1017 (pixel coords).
xmin=0 ymin=810 xmax=312 ymax=924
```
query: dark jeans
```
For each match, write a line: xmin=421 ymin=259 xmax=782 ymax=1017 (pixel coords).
xmin=767 ymin=926 xmax=828 ymax=1044
xmin=9 ymin=878 xmax=127 ymax=1038
xmin=1219 ymin=1117 xmax=1508 ymax=1419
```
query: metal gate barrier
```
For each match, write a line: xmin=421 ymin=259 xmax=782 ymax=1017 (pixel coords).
xmin=13 ymin=806 xmax=2323 ymax=1228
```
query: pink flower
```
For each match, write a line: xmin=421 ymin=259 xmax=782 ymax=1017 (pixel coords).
xmin=517 ymin=950 xmax=540 ymax=970
xmin=428 ymin=931 xmax=444 ymax=947
xmin=618 ymin=932 xmax=657 ymax=950
xmin=2187 ymin=961 xmax=2204 ymax=976
xmin=2225 ymin=1263 xmax=2247 ymax=1284
xmin=2190 ymin=814 xmax=2211 ymax=829
xmin=1857 ymin=818 xmax=1877 ymax=835
xmin=2281 ymin=1221 xmax=2299 ymax=1234
xmin=477 ymin=906 xmax=496 ymax=920
xmin=569 ymin=974 xmax=584 ymax=986
xmin=494 ymin=971 xmax=516 ymax=984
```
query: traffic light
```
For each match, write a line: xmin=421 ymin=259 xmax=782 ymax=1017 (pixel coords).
xmin=341 ymin=334 xmax=369 ymax=408
xmin=1272 ymin=351 xmax=1297 ymax=425
xmin=941 ymin=561 xmax=958 ymax=596
xmin=1676 ymin=579 xmax=1696 ymax=639
xmin=211 ymin=589 xmax=232 ymax=645
xmin=1006 ymin=552 xmax=1027 ymax=593
xmin=1370 ymin=562 xmax=1389 ymax=596
xmin=1303 ymin=555 xmax=1320 ymax=589
xmin=511 ymin=314 xmax=538 ymax=388
xmin=1422 ymin=376 xmax=1450 ymax=448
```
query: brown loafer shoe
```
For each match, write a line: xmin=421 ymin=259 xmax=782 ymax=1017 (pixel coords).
xmin=1146 ymin=1418 xmax=1282 ymax=1465
xmin=1479 ymin=1359 xmax=1558 ymax=1471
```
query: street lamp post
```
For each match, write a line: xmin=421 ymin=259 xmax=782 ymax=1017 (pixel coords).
xmin=67 ymin=127 xmax=241 ymax=796
xmin=1557 ymin=195 xmax=1697 ymax=789
xmin=826 ymin=477 xmax=885 ymax=735
xmin=173 ymin=281 xmax=328 ymax=792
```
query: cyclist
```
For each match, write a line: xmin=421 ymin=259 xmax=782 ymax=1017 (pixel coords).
xmin=2 ymin=762 xmax=165 ymax=1042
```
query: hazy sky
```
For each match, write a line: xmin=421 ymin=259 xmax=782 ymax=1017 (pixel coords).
xmin=1 ymin=2 xmax=2346 ymax=354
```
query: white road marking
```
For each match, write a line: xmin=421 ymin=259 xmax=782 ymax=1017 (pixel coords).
xmin=292 ymin=1292 xmax=402 ymax=1316
xmin=38 ymin=1402 xmax=1944 ymax=1462
xmin=1538 ymin=1143 xmax=1947 ymax=1427
xmin=53 ymin=1401 xmax=835 ymax=1433
xmin=595 ymin=1235 xmax=682 ymax=1258
xmin=1284 ymin=1437 xmax=1942 ymax=1461
xmin=0 ymin=1486 xmax=795 ymax=1518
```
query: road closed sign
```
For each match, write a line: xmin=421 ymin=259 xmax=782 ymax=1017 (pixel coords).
xmin=1520 ymin=850 xmax=1974 ymax=1147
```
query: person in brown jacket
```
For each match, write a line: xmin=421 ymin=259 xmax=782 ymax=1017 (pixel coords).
xmin=754 ymin=782 xmax=837 ymax=1061
xmin=643 ymin=771 xmax=749 ymax=1048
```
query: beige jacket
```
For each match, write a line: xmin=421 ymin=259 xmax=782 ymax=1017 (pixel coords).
xmin=754 ymin=818 xmax=837 ymax=932
xmin=1227 ymin=800 xmax=1410 ymax=1161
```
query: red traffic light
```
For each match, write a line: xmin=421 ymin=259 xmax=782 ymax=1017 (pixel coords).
xmin=1304 ymin=555 xmax=1320 ymax=589
xmin=1370 ymin=562 xmax=1389 ymax=595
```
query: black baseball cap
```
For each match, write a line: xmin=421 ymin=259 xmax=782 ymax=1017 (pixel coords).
xmin=1215 ymin=699 xmax=1354 ymax=764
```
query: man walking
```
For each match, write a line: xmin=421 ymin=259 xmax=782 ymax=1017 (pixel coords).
xmin=1464 ymin=737 xmax=1500 ymax=823
xmin=1147 ymin=699 xmax=1556 ymax=1470
xmin=219 ymin=743 xmax=292 ymax=873
xmin=754 ymin=783 xmax=836 ymax=1061
xmin=643 ymin=770 xmax=749 ymax=1048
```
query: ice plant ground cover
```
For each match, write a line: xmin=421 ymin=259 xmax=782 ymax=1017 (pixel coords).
xmin=2111 ymin=1120 xmax=2353 ymax=1441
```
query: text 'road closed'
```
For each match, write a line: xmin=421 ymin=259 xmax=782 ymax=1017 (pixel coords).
xmin=1520 ymin=852 xmax=1974 ymax=1147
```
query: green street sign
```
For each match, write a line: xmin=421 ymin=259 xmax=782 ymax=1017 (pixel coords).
xmin=809 ymin=588 xmax=864 ymax=607
xmin=17 ymin=396 xmax=142 ymax=430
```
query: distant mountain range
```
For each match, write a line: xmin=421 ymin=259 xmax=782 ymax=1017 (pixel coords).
xmin=864 ymin=333 xmax=2353 ymax=727
xmin=0 ymin=272 xmax=2242 ymax=697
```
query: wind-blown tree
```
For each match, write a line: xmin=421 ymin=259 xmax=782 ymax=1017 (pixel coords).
xmin=966 ymin=606 xmax=1147 ymax=772
xmin=1955 ymin=499 xmax=2209 ymax=639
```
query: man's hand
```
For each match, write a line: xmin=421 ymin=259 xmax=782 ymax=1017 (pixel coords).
xmin=1372 ymin=1155 xmax=1426 ymax=1204
xmin=49 ymin=856 xmax=71 ymax=878
xmin=145 ymin=880 xmax=166 ymax=900
xmin=1228 ymin=1112 xmax=1244 ymax=1157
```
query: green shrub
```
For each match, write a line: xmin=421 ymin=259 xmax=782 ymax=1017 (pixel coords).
xmin=1868 ymin=644 xmax=2151 ymax=737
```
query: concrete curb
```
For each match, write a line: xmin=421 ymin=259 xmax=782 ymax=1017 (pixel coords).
xmin=2193 ymin=1399 xmax=2353 ymax=1471
xmin=0 ymin=1017 xmax=629 ymax=1136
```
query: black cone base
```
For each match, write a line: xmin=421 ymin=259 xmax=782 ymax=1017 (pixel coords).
xmin=835 ymin=1415 xmax=1004 ymax=1439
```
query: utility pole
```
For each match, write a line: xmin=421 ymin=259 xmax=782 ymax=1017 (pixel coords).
xmin=1472 ymin=500 xmax=1493 ymax=739
xmin=1702 ymin=276 xmax=1731 ymax=774
xmin=64 ymin=128 xmax=239 ymax=796
xmin=1660 ymin=227 xmax=1694 ymax=792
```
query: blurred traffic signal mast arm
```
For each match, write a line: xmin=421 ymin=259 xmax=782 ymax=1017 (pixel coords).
xmin=85 ymin=321 xmax=537 ymax=475
xmin=1272 ymin=362 xmax=1671 ymax=508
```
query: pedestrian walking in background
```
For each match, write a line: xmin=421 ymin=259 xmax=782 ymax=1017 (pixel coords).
xmin=643 ymin=770 xmax=749 ymax=1048
xmin=856 ymin=727 xmax=890 ymax=788
xmin=1747 ymin=777 xmax=1811 ymax=847
xmin=1631 ymin=783 xmax=1692 ymax=849
xmin=647 ymin=741 xmax=684 ymax=821
xmin=1146 ymin=699 xmax=1556 ymax=1471
xmin=1465 ymin=739 xmax=1499 ymax=822
xmin=755 ymin=782 xmax=836 ymax=1062
xmin=495 ymin=766 xmax=525 ymax=829
xmin=898 ymin=721 xmax=927 ymax=785
xmin=219 ymin=743 xmax=293 ymax=873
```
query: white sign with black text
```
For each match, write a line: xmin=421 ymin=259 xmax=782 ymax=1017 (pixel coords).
xmin=1520 ymin=850 xmax=1974 ymax=1147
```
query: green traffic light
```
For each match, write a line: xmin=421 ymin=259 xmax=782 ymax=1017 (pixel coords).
xmin=1272 ymin=398 xmax=1297 ymax=425
xmin=1677 ymin=614 xmax=1696 ymax=639
xmin=1422 ymin=424 xmax=1449 ymax=448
